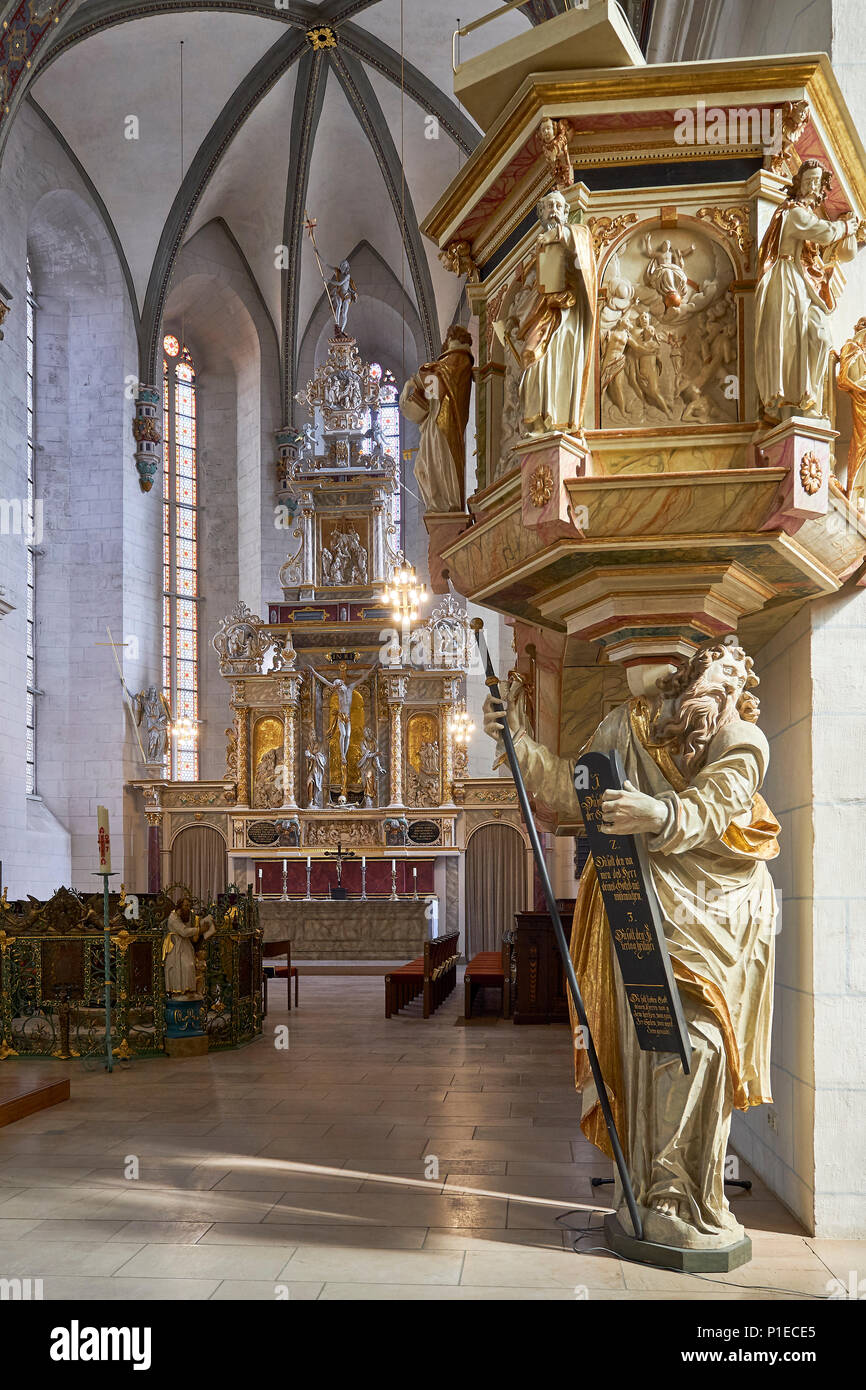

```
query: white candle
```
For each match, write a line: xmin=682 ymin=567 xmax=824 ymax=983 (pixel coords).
xmin=283 ymin=859 xmax=287 ymax=871
xmin=413 ymin=867 xmax=417 ymax=881
xmin=97 ymin=805 xmax=111 ymax=874
xmin=391 ymin=858 xmax=396 ymax=872
xmin=362 ymin=856 xmax=366 ymax=869
xmin=258 ymin=869 xmax=262 ymax=883
xmin=307 ymin=856 xmax=311 ymax=869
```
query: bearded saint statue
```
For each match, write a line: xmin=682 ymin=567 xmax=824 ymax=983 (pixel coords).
xmin=484 ymin=637 xmax=780 ymax=1252
xmin=755 ymin=159 xmax=863 ymax=420
xmin=399 ymin=324 xmax=474 ymax=513
xmin=496 ymin=188 xmax=597 ymax=438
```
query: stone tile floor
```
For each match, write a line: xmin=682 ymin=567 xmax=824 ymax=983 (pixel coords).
xmin=0 ymin=974 xmax=861 ymax=1301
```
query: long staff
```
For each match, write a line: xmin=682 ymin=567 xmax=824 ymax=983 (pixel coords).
xmin=471 ymin=618 xmax=644 ymax=1242
xmin=303 ymin=210 xmax=340 ymax=330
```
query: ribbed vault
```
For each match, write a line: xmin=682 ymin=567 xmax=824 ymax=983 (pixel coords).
xmin=8 ymin=0 xmax=583 ymax=424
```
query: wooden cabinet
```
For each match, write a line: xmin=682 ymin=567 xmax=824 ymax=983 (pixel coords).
xmin=511 ymin=899 xmax=575 ymax=1024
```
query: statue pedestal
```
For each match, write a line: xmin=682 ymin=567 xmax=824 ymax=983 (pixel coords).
xmin=519 ymin=433 xmax=591 ymax=541
xmin=756 ymin=415 xmax=835 ymax=532
xmin=164 ymin=997 xmax=208 ymax=1058
xmin=423 ymin=510 xmax=472 ymax=593
xmin=604 ymin=1214 xmax=752 ymax=1273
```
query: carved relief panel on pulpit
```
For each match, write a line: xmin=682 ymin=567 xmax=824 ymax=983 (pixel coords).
xmin=597 ymin=222 xmax=738 ymax=429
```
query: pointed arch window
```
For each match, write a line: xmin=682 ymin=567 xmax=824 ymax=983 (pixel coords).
xmin=162 ymin=336 xmax=199 ymax=780
xmin=369 ymin=362 xmax=402 ymax=542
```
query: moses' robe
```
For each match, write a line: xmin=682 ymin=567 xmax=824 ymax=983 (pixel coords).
xmin=517 ymin=220 xmax=597 ymax=435
xmin=510 ymin=697 xmax=779 ymax=1250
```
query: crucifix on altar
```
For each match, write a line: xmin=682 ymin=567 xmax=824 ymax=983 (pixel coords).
xmin=323 ymin=839 xmax=356 ymax=900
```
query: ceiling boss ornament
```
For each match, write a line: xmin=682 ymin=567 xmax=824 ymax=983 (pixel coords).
xmin=306 ymin=26 xmax=337 ymax=51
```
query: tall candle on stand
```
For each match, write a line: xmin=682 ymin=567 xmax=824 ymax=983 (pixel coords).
xmin=97 ymin=806 xmax=111 ymax=874
xmin=257 ymin=868 xmax=263 ymax=901
xmin=413 ymin=866 xmax=418 ymax=900
xmin=361 ymin=855 xmax=367 ymax=901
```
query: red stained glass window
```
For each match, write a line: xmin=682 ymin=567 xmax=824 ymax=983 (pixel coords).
xmin=162 ymin=342 xmax=199 ymax=778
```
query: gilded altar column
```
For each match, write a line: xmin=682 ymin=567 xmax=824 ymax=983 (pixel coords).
xmin=278 ymin=673 xmax=302 ymax=809
xmin=439 ymin=678 xmax=458 ymax=805
xmin=231 ymin=681 xmax=249 ymax=806
xmin=387 ymin=675 xmax=408 ymax=807
xmin=146 ymin=812 xmax=162 ymax=893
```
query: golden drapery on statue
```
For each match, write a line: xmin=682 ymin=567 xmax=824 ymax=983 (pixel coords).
xmin=399 ymin=325 xmax=474 ymax=513
xmin=486 ymin=644 xmax=779 ymax=1252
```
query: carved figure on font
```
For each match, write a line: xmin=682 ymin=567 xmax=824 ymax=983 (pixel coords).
xmin=624 ymin=311 xmax=671 ymax=415
xmin=162 ymin=897 xmax=216 ymax=998
xmin=835 ymin=316 xmax=866 ymax=494
xmin=641 ymin=235 xmax=695 ymax=309
xmin=483 ymin=638 xmax=779 ymax=1253
xmin=399 ymin=324 xmax=474 ymax=513
xmin=755 ymin=159 xmax=865 ymax=420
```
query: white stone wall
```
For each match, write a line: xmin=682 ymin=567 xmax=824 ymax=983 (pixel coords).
xmin=0 ymin=104 xmax=148 ymax=896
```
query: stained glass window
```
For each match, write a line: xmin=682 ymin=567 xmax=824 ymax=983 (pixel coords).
xmin=368 ymin=362 xmax=402 ymax=541
xmin=162 ymin=339 xmax=199 ymax=779
xmin=25 ymin=259 xmax=37 ymax=796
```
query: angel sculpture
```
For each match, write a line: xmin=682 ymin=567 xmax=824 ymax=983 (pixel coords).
xmin=538 ymin=116 xmax=573 ymax=190
xmin=641 ymin=236 xmax=695 ymax=309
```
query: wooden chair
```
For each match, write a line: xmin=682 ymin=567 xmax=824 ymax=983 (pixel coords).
xmin=464 ymin=939 xmax=512 ymax=1019
xmin=385 ymin=932 xmax=460 ymax=1019
xmin=262 ymin=939 xmax=299 ymax=1013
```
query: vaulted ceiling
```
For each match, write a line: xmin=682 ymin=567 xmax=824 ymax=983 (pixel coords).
xmin=13 ymin=0 xmax=581 ymax=421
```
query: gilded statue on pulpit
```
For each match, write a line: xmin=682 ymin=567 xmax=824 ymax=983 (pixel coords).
xmin=399 ymin=324 xmax=474 ymax=513
xmin=495 ymin=189 xmax=596 ymax=437
xmin=836 ymin=316 xmax=866 ymax=495
xmin=755 ymin=159 xmax=865 ymax=421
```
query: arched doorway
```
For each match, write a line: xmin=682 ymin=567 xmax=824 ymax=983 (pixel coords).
xmin=170 ymin=826 xmax=227 ymax=903
xmin=465 ymin=822 xmax=527 ymax=957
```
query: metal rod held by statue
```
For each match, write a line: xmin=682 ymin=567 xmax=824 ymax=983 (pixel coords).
xmin=469 ymin=617 xmax=644 ymax=1243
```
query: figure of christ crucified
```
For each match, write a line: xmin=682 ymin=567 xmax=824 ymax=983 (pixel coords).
xmin=311 ymin=664 xmax=373 ymax=803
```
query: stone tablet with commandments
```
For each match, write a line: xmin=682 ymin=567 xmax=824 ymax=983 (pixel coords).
xmin=574 ymin=749 xmax=692 ymax=1072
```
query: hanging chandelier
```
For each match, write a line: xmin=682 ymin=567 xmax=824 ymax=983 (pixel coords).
xmin=448 ymin=701 xmax=475 ymax=746
xmin=385 ymin=555 xmax=427 ymax=625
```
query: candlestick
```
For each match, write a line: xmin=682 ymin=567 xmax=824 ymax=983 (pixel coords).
xmin=361 ymin=856 xmax=367 ymax=901
xmin=304 ymin=858 xmax=312 ymax=901
xmin=257 ymin=868 xmax=263 ymax=903
xmin=413 ymin=865 xmax=418 ymax=900
xmin=390 ymin=859 xmax=398 ymax=902
xmin=281 ymin=858 xmax=288 ymax=902
xmin=97 ymin=805 xmax=111 ymax=875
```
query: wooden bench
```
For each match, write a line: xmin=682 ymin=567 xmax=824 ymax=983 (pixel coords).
xmin=385 ymin=932 xmax=459 ymax=1019
xmin=262 ymin=939 xmax=299 ymax=1012
xmin=464 ymin=940 xmax=512 ymax=1019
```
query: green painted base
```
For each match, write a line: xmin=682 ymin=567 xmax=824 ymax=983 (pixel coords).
xmin=603 ymin=1214 xmax=752 ymax=1272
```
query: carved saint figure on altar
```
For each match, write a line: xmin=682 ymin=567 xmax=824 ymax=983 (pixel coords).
xmin=133 ymin=685 xmax=171 ymax=763
xmin=312 ymin=665 xmax=370 ymax=801
xmin=305 ymin=735 xmax=327 ymax=808
xmin=253 ymin=747 xmax=284 ymax=809
xmin=327 ymin=260 xmax=358 ymax=335
xmin=162 ymin=897 xmax=216 ymax=998
xmin=484 ymin=637 xmax=779 ymax=1252
xmin=498 ymin=190 xmax=597 ymax=437
xmin=358 ymin=731 xmax=385 ymax=807
xmin=836 ymin=316 xmax=866 ymax=495
xmin=399 ymin=324 xmax=474 ymax=513
xmin=755 ymin=159 xmax=864 ymax=420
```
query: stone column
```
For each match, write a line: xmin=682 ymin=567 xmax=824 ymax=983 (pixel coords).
xmin=146 ymin=813 xmax=162 ymax=893
xmin=387 ymin=676 xmax=407 ymax=807
xmin=278 ymin=673 xmax=302 ymax=809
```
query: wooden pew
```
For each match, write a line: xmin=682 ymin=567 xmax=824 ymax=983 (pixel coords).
xmin=464 ymin=940 xmax=512 ymax=1019
xmin=384 ymin=932 xmax=460 ymax=1019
